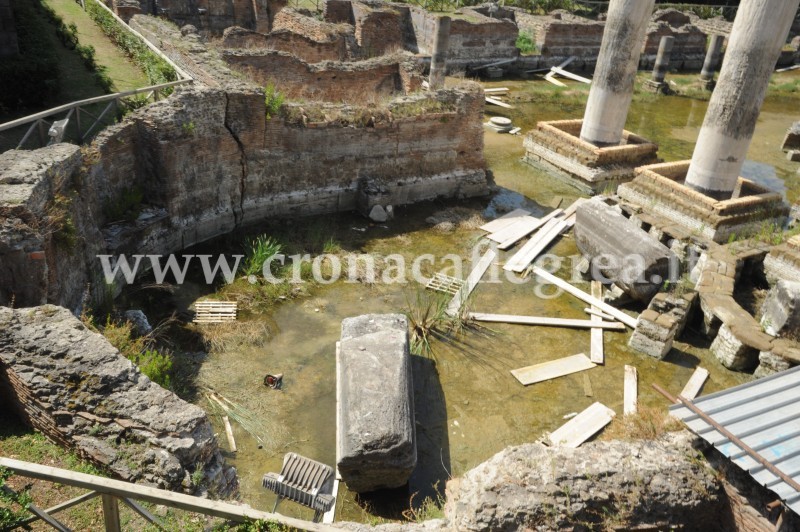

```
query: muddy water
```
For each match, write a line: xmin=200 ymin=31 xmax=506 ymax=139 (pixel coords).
xmin=191 ymin=84 xmax=797 ymax=523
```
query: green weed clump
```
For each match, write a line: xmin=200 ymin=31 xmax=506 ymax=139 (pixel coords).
xmin=243 ymin=235 xmax=284 ymax=276
xmin=264 ymin=84 xmax=285 ymax=120
xmin=95 ymin=317 xmax=173 ymax=388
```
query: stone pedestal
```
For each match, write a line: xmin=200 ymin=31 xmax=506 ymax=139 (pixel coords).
xmin=337 ymin=314 xmax=416 ymax=493
xmin=523 ymin=119 xmax=659 ymax=194
xmin=617 ymin=161 xmax=789 ymax=244
xmin=760 ymin=280 xmax=800 ymax=336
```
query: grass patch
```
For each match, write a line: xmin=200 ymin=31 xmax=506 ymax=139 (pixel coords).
xmin=516 ymin=30 xmax=537 ymax=56
xmin=600 ymin=405 xmax=684 ymax=441
xmin=243 ymin=235 xmax=284 ymax=276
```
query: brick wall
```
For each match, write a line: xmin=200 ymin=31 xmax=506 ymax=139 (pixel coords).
xmin=222 ymin=49 xmax=419 ymax=102
xmin=352 ymin=1 xmax=405 ymax=57
xmin=222 ymin=26 xmax=348 ymax=62
xmin=272 ymin=7 xmax=345 ymax=42
xmin=324 ymin=0 xmax=353 ymax=24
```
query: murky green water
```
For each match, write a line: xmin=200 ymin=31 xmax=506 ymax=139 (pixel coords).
xmin=185 ymin=81 xmax=797 ymax=523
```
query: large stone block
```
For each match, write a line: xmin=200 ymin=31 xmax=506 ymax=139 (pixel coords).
xmin=337 ymin=314 xmax=416 ymax=492
xmin=760 ymin=280 xmax=800 ymax=336
xmin=711 ymin=323 xmax=759 ymax=371
xmin=575 ymin=199 xmax=675 ymax=302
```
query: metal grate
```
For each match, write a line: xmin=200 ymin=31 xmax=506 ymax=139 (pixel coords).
xmin=262 ymin=453 xmax=335 ymax=522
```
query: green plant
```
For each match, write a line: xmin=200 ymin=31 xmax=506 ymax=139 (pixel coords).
xmin=191 ymin=463 xmax=204 ymax=487
xmin=243 ymin=235 xmax=284 ymax=276
xmin=135 ymin=349 xmax=173 ymax=388
xmin=181 ymin=120 xmax=196 ymax=136
xmin=0 ymin=467 xmax=31 ymax=529
xmin=516 ymin=30 xmax=537 ymax=55
xmin=322 ymin=237 xmax=341 ymax=254
xmin=45 ymin=193 xmax=78 ymax=250
xmin=264 ymin=83 xmax=285 ymax=120
xmin=403 ymin=483 xmax=445 ymax=522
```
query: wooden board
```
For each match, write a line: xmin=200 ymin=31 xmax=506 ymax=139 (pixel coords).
xmin=680 ymin=367 xmax=709 ymax=400
xmin=487 ymin=216 xmax=542 ymax=246
xmin=445 ymin=249 xmax=496 ymax=317
xmin=223 ymin=416 xmax=237 ymax=452
xmin=469 ymin=313 xmax=626 ymax=330
xmin=544 ymin=72 xmax=567 ymax=87
xmin=426 ymin=273 xmax=464 ymax=295
xmin=484 ymin=87 xmax=509 ymax=93
xmin=505 ymin=219 xmax=569 ymax=273
xmin=479 ymin=208 xmax=532 ymax=233
xmin=531 ymin=267 xmax=638 ymax=328
xmin=551 ymin=66 xmax=592 ymax=84
xmin=584 ymin=307 xmax=615 ymax=321
xmin=511 ymin=353 xmax=596 ymax=386
xmin=194 ymin=301 xmax=238 ymax=323
xmin=624 ymin=365 xmax=638 ymax=416
xmin=548 ymin=402 xmax=615 ymax=448
xmin=589 ymin=281 xmax=604 ymax=364
xmin=485 ymin=96 xmax=513 ymax=109
xmin=493 ymin=209 xmax=564 ymax=250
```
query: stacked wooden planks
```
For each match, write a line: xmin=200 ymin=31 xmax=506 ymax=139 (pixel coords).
xmin=193 ymin=301 xmax=238 ymax=323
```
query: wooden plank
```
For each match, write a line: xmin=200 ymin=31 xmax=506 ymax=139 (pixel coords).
xmin=487 ymin=215 xmax=541 ymax=244
xmin=475 ymin=58 xmax=516 ymax=70
xmin=531 ymin=266 xmax=638 ymax=328
xmin=223 ymin=416 xmax=237 ymax=452
xmin=505 ymin=219 xmax=569 ymax=272
xmin=624 ymin=365 xmax=638 ymax=415
xmin=19 ymin=491 xmax=100 ymax=526
xmin=509 ymin=127 xmax=521 ymax=135
xmin=584 ymin=307 xmax=615 ymax=321
xmin=484 ymin=87 xmax=509 ymax=93
xmin=510 ymin=353 xmax=596 ymax=386
xmin=446 ymin=249 xmax=496 ymax=317
xmin=504 ymin=218 xmax=561 ymax=271
xmin=548 ymin=402 xmax=615 ymax=448
xmin=479 ymin=208 xmax=532 ymax=233
xmin=589 ymin=281 xmax=604 ymax=365
xmin=470 ymin=313 xmax=626 ymax=330
xmin=551 ymin=66 xmax=592 ymax=84
xmin=102 ymin=494 xmax=122 ymax=532
xmin=0 ymin=457 xmax=336 ymax=531
xmin=544 ymin=72 xmax=567 ymax=87
xmin=582 ymin=373 xmax=593 ymax=397
xmin=680 ymin=367 xmax=709 ymax=400
xmin=485 ymin=96 xmax=514 ymax=109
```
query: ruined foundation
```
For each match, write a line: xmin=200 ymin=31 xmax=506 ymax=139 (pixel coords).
xmin=618 ymin=161 xmax=789 ymax=244
xmin=523 ymin=119 xmax=659 ymax=194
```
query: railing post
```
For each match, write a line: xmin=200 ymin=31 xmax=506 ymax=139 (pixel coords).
xmin=76 ymin=107 xmax=82 ymax=143
xmin=37 ymin=119 xmax=46 ymax=147
xmin=101 ymin=494 xmax=122 ymax=532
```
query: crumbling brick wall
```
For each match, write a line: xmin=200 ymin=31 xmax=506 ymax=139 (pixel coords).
xmin=272 ymin=7 xmax=345 ymax=42
xmin=516 ymin=12 xmax=604 ymax=58
xmin=222 ymin=49 xmax=419 ymax=102
xmin=324 ymin=0 xmax=354 ymax=24
xmin=352 ymin=1 xmax=406 ymax=57
xmin=222 ymin=26 xmax=348 ymax=62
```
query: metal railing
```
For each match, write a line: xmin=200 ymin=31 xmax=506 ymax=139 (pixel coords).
xmin=0 ymin=80 xmax=191 ymax=150
xmin=0 ymin=0 xmax=193 ymax=151
xmin=0 ymin=456 xmax=334 ymax=531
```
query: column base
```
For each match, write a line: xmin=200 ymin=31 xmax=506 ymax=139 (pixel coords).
xmin=617 ymin=161 xmax=790 ymax=244
xmin=522 ymin=119 xmax=660 ymax=195
xmin=642 ymin=79 xmax=671 ymax=94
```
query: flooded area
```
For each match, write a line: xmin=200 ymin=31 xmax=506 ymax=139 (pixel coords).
xmin=168 ymin=81 xmax=797 ymax=522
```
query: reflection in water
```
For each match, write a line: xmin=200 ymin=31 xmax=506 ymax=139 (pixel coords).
xmin=183 ymin=84 xmax=796 ymax=523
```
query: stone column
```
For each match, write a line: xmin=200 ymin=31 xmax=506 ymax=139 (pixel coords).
xmin=685 ymin=0 xmax=800 ymax=199
xmin=699 ymin=34 xmax=724 ymax=88
xmin=580 ymin=0 xmax=656 ymax=147
xmin=651 ymin=36 xmax=674 ymax=84
xmin=428 ymin=16 xmax=451 ymax=91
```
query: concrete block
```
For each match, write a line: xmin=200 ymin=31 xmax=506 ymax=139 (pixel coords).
xmin=337 ymin=314 xmax=416 ymax=492
xmin=575 ymin=199 xmax=675 ymax=302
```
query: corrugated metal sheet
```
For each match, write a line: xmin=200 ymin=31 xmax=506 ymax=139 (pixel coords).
xmin=669 ymin=365 xmax=800 ymax=514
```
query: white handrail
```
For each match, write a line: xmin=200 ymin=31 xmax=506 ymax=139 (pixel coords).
xmin=0 ymin=457 xmax=336 ymax=531
xmin=0 ymin=80 xmax=190 ymax=132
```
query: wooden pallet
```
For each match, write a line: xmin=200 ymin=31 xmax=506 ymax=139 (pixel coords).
xmin=193 ymin=301 xmax=238 ymax=323
xmin=426 ymin=273 xmax=465 ymax=296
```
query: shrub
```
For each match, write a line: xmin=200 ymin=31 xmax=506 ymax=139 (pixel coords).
xmin=264 ymin=84 xmax=285 ymax=120
xmin=135 ymin=349 xmax=173 ymax=388
xmin=516 ymin=30 xmax=537 ymax=55
xmin=0 ymin=467 xmax=31 ymax=529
